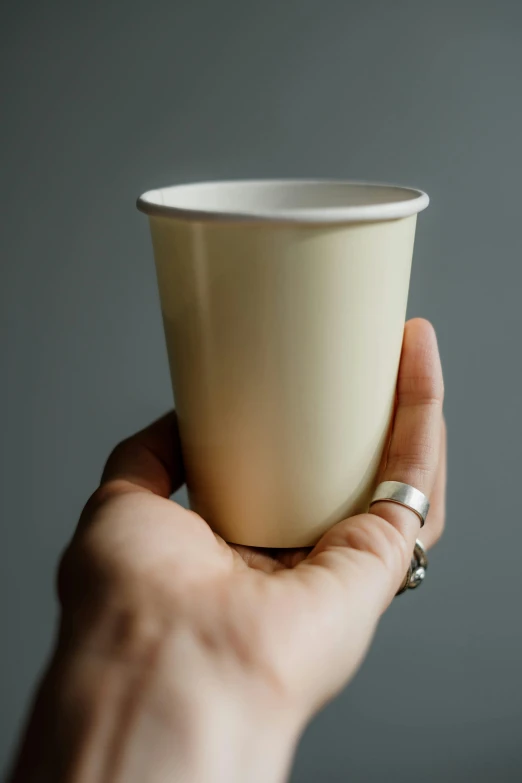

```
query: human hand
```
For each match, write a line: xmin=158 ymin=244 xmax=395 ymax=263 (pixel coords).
xmin=10 ymin=318 xmax=445 ymax=783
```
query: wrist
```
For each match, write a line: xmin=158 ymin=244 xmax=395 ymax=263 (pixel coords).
xmin=144 ymin=625 xmax=304 ymax=783
xmin=163 ymin=668 xmax=301 ymax=783
xmin=11 ymin=612 xmax=304 ymax=783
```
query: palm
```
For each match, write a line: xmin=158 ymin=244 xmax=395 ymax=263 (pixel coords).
xmin=69 ymin=483 xmax=375 ymax=712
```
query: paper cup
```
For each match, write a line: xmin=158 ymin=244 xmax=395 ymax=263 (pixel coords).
xmin=138 ymin=180 xmax=429 ymax=547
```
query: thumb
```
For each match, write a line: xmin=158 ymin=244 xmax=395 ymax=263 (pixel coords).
xmin=303 ymin=318 xmax=444 ymax=613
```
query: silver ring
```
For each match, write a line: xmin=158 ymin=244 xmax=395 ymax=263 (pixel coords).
xmin=369 ymin=481 xmax=430 ymax=527
xmin=396 ymin=539 xmax=428 ymax=596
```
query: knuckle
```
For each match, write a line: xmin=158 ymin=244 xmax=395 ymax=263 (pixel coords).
xmin=386 ymin=453 xmax=435 ymax=490
xmin=400 ymin=377 xmax=444 ymax=407
xmin=58 ymin=496 xmax=142 ymax=611
xmin=79 ymin=483 xmax=127 ymax=524
xmin=57 ymin=529 xmax=115 ymax=608
xmin=58 ymin=541 xmax=170 ymax=664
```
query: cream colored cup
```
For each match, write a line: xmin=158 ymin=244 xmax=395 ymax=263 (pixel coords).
xmin=138 ymin=180 xmax=429 ymax=547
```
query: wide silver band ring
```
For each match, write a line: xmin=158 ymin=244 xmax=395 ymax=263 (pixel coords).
xmin=369 ymin=481 xmax=430 ymax=528
xmin=396 ymin=539 xmax=428 ymax=595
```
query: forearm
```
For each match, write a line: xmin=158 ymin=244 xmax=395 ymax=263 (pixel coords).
xmin=8 ymin=624 xmax=301 ymax=783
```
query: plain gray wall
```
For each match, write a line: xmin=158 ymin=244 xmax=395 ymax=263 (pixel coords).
xmin=2 ymin=0 xmax=522 ymax=780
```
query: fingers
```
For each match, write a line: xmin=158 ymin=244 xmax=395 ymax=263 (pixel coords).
xmin=300 ymin=318 xmax=444 ymax=609
xmin=100 ymin=411 xmax=185 ymax=498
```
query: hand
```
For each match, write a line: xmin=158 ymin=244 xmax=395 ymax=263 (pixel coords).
xmin=9 ymin=318 xmax=445 ymax=783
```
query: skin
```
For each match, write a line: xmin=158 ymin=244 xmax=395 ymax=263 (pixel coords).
xmin=8 ymin=318 xmax=445 ymax=783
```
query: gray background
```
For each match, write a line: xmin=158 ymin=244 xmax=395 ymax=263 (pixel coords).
xmin=2 ymin=0 xmax=522 ymax=780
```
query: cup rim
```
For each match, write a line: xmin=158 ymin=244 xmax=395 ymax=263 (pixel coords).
xmin=137 ymin=179 xmax=429 ymax=224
